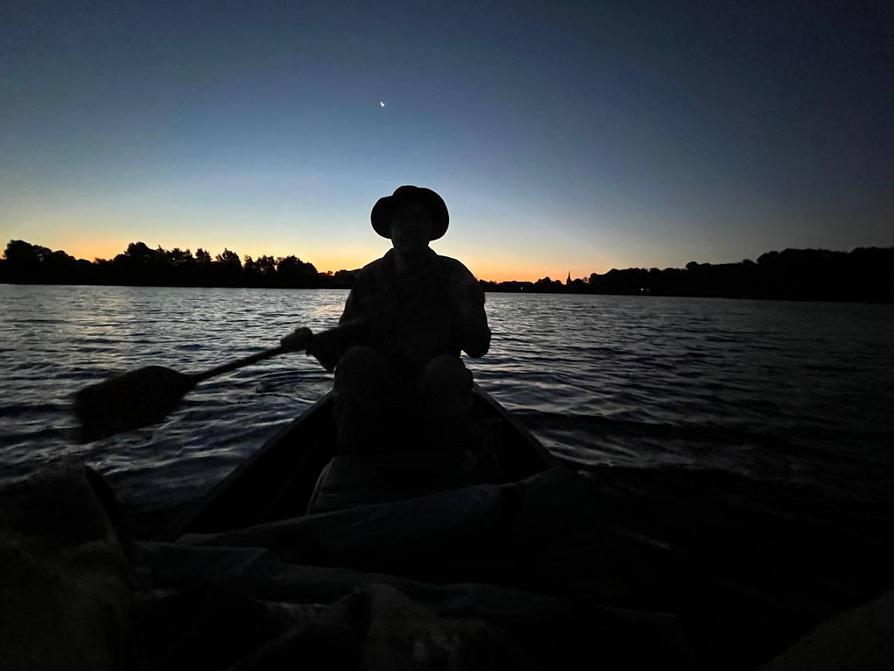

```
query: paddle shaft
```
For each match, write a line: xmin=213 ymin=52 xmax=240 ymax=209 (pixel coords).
xmin=190 ymin=345 xmax=290 ymax=384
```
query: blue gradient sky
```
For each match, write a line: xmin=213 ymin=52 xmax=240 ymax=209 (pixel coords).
xmin=2 ymin=1 xmax=891 ymax=281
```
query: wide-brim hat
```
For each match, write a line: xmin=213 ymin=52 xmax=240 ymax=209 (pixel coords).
xmin=371 ymin=185 xmax=449 ymax=240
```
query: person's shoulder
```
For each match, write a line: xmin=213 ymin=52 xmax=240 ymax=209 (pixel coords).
xmin=435 ymin=254 xmax=477 ymax=280
xmin=354 ymin=252 xmax=391 ymax=281
xmin=435 ymin=254 xmax=485 ymax=303
xmin=360 ymin=254 xmax=388 ymax=272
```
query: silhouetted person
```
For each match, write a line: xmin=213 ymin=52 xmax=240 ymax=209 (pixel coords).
xmin=282 ymin=186 xmax=490 ymax=453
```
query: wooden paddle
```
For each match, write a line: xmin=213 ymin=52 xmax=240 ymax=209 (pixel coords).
xmin=74 ymin=344 xmax=296 ymax=442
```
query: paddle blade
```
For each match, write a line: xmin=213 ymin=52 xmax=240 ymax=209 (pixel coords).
xmin=73 ymin=365 xmax=196 ymax=441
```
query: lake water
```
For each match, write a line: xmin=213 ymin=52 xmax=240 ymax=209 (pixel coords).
xmin=1 ymin=284 xmax=893 ymax=509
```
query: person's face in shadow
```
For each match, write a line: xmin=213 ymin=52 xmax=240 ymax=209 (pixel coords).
xmin=390 ymin=202 xmax=433 ymax=256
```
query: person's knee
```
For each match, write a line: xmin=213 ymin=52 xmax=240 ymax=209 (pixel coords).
xmin=420 ymin=356 xmax=472 ymax=421
xmin=421 ymin=355 xmax=470 ymax=392
xmin=335 ymin=346 xmax=388 ymax=397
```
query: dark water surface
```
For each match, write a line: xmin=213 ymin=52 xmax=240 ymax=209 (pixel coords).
xmin=1 ymin=284 xmax=892 ymax=508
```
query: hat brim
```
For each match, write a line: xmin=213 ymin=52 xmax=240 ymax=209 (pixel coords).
xmin=371 ymin=187 xmax=449 ymax=240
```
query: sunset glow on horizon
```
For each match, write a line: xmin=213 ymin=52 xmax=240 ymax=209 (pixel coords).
xmin=44 ymin=236 xmax=614 ymax=284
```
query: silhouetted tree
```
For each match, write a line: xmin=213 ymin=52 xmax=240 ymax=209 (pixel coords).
xmin=568 ymin=277 xmax=588 ymax=292
xmin=243 ymin=255 xmax=260 ymax=286
xmin=165 ymin=248 xmax=194 ymax=266
xmin=330 ymin=268 xmax=359 ymax=288
xmin=4 ymin=240 xmax=50 ymax=281
xmin=533 ymin=276 xmax=564 ymax=292
xmin=276 ymin=255 xmax=318 ymax=287
xmin=215 ymin=249 xmax=242 ymax=268
xmin=195 ymin=248 xmax=212 ymax=265
xmin=255 ymin=255 xmax=277 ymax=277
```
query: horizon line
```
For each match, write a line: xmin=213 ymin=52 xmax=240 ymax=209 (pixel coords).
xmin=4 ymin=238 xmax=891 ymax=285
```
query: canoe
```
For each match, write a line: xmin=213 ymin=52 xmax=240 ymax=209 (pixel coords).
xmin=162 ymin=383 xmax=556 ymax=540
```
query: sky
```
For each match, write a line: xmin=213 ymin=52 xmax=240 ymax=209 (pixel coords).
xmin=1 ymin=1 xmax=892 ymax=282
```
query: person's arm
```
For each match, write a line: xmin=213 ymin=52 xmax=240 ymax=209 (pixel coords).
xmin=304 ymin=278 xmax=372 ymax=372
xmin=281 ymin=319 xmax=370 ymax=373
xmin=305 ymin=324 xmax=366 ymax=372
xmin=449 ymin=267 xmax=491 ymax=358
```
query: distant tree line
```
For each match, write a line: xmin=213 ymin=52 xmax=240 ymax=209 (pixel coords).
xmin=2 ymin=239 xmax=893 ymax=302
xmin=0 ymin=240 xmax=358 ymax=289
xmin=481 ymin=247 xmax=894 ymax=302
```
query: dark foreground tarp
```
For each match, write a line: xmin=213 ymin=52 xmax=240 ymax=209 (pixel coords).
xmin=2 ymin=465 xmax=893 ymax=670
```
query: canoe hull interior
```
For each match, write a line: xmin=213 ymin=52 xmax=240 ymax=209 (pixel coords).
xmin=163 ymin=385 xmax=555 ymax=539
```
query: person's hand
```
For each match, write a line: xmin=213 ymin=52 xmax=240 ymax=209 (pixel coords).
xmin=280 ymin=326 xmax=313 ymax=351
xmin=306 ymin=328 xmax=341 ymax=372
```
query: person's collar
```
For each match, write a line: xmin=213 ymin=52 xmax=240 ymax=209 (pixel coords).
xmin=386 ymin=247 xmax=437 ymax=273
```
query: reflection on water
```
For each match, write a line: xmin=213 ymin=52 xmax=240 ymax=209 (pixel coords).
xmin=1 ymin=284 xmax=893 ymax=507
